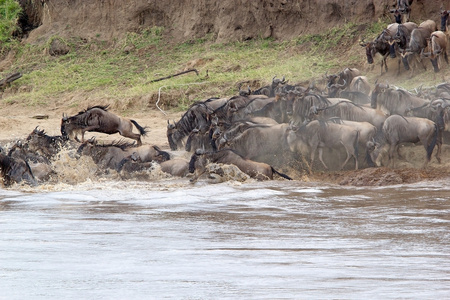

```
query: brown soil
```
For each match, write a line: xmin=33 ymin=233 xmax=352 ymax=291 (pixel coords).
xmin=20 ymin=1 xmax=445 ymax=44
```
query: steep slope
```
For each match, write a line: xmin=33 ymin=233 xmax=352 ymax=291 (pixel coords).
xmin=21 ymin=0 xmax=445 ymax=44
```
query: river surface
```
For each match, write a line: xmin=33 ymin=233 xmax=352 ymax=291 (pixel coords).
xmin=1 ymin=179 xmax=449 ymax=299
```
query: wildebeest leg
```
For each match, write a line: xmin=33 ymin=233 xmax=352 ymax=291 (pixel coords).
xmin=80 ymin=125 xmax=100 ymax=142
xmin=317 ymin=147 xmax=329 ymax=170
xmin=417 ymin=56 xmax=427 ymax=71
xmin=435 ymin=141 xmax=442 ymax=164
xmin=120 ymin=131 xmax=142 ymax=146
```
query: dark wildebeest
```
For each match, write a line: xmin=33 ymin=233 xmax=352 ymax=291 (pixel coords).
xmin=325 ymin=68 xmax=360 ymax=96
xmin=400 ymin=20 xmax=437 ymax=73
xmin=77 ymin=139 xmax=170 ymax=172
xmin=188 ymin=149 xmax=292 ymax=182
xmin=167 ymin=98 xmax=226 ymax=150
xmin=379 ymin=23 xmax=399 ymax=58
xmin=287 ymin=120 xmax=360 ymax=171
xmin=0 ymin=152 xmax=36 ymax=186
xmin=61 ymin=105 xmax=148 ymax=145
xmin=371 ymin=84 xmax=430 ymax=116
xmin=118 ymin=156 xmax=189 ymax=178
xmin=396 ymin=0 xmax=413 ymax=23
xmin=361 ymin=29 xmax=394 ymax=74
xmin=24 ymin=127 xmax=73 ymax=161
xmin=441 ymin=9 xmax=450 ymax=32
xmin=421 ymin=31 xmax=449 ymax=73
xmin=367 ymin=115 xmax=438 ymax=168
xmin=252 ymin=76 xmax=287 ymax=97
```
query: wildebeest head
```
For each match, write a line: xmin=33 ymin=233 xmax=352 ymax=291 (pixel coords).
xmin=60 ymin=113 xmax=80 ymax=141
xmin=152 ymin=145 xmax=171 ymax=163
xmin=365 ymin=140 xmax=383 ymax=167
xmin=399 ymin=48 xmax=411 ymax=70
xmin=270 ymin=76 xmax=287 ymax=96
xmin=188 ymin=149 xmax=209 ymax=181
xmin=327 ymin=79 xmax=346 ymax=98
xmin=238 ymin=84 xmax=252 ymax=96
xmin=167 ymin=120 xmax=182 ymax=151
xmin=360 ymin=40 xmax=375 ymax=64
xmin=371 ymin=82 xmax=390 ymax=108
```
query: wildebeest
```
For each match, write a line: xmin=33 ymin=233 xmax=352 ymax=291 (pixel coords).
xmin=441 ymin=9 xmax=450 ymax=32
xmin=369 ymin=115 xmax=438 ymax=168
xmin=0 ymin=152 xmax=36 ymax=186
xmin=188 ymin=149 xmax=292 ymax=182
xmin=307 ymin=100 xmax=387 ymax=130
xmin=396 ymin=0 xmax=413 ymax=23
xmin=117 ymin=156 xmax=189 ymax=178
xmin=167 ymin=100 xmax=216 ymax=150
xmin=379 ymin=23 xmax=399 ymax=58
xmin=287 ymin=120 xmax=360 ymax=171
xmin=251 ymin=76 xmax=287 ymax=97
xmin=25 ymin=127 xmax=73 ymax=161
xmin=401 ymin=20 xmax=437 ymax=73
xmin=348 ymin=76 xmax=371 ymax=95
xmin=370 ymin=84 xmax=430 ymax=116
xmin=421 ymin=31 xmax=449 ymax=73
xmin=394 ymin=22 xmax=418 ymax=50
xmin=61 ymin=105 xmax=148 ymax=145
xmin=218 ymin=123 xmax=291 ymax=166
xmin=77 ymin=139 xmax=170 ymax=172
xmin=325 ymin=68 xmax=360 ymax=96
xmin=327 ymin=118 xmax=377 ymax=148
xmin=361 ymin=29 xmax=393 ymax=74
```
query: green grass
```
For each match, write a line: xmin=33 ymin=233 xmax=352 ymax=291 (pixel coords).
xmin=0 ymin=21 xmax=397 ymax=112
xmin=0 ymin=0 xmax=21 ymax=50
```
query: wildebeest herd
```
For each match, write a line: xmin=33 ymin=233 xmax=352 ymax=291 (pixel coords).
xmin=0 ymin=70 xmax=449 ymax=187
xmin=360 ymin=17 xmax=449 ymax=75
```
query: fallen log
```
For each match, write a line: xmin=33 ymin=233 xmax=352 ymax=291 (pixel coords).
xmin=0 ymin=72 xmax=22 ymax=88
xmin=147 ymin=69 xmax=198 ymax=84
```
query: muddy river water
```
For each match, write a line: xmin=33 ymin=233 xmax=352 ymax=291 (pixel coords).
xmin=1 ymin=179 xmax=449 ymax=299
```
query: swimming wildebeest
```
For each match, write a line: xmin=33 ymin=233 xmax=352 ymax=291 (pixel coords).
xmin=61 ymin=105 xmax=148 ymax=145
xmin=287 ymin=120 xmax=360 ymax=171
xmin=24 ymin=127 xmax=73 ymax=161
xmin=188 ymin=149 xmax=292 ymax=182
xmin=77 ymin=138 xmax=170 ymax=172
xmin=0 ymin=152 xmax=36 ymax=186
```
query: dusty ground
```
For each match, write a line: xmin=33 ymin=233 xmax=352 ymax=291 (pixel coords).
xmin=1 ymin=104 xmax=449 ymax=186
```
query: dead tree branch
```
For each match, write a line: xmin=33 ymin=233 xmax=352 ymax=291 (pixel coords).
xmin=147 ymin=69 xmax=199 ymax=84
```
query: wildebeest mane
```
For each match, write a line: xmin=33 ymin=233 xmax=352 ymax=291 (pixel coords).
xmin=76 ymin=104 xmax=110 ymax=116
xmin=176 ymin=102 xmax=211 ymax=137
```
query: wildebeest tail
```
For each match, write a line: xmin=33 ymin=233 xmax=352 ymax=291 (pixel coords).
xmin=271 ymin=167 xmax=292 ymax=180
xmin=130 ymin=120 xmax=149 ymax=136
xmin=426 ymin=123 xmax=438 ymax=161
